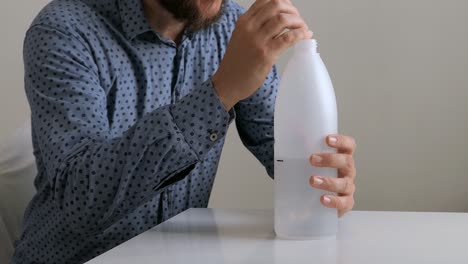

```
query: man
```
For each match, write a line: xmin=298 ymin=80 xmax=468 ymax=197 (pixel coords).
xmin=13 ymin=0 xmax=357 ymax=263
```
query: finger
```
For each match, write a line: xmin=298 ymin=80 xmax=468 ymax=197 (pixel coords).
xmin=253 ymin=0 xmax=299 ymax=28
xmin=327 ymin=135 xmax=357 ymax=155
xmin=261 ymin=13 xmax=307 ymax=40
xmin=310 ymin=153 xmax=354 ymax=173
xmin=310 ymin=176 xmax=355 ymax=195
xmin=271 ymin=28 xmax=313 ymax=52
xmin=321 ymin=194 xmax=355 ymax=212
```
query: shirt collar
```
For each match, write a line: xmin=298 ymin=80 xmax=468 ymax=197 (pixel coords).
xmin=213 ymin=0 xmax=230 ymax=26
xmin=118 ymin=0 xmax=231 ymax=42
xmin=119 ymin=0 xmax=153 ymax=41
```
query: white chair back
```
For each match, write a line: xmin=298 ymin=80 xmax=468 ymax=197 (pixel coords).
xmin=0 ymin=122 xmax=36 ymax=263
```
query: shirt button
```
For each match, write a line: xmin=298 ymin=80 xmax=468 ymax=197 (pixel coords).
xmin=209 ymin=133 xmax=218 ymax=142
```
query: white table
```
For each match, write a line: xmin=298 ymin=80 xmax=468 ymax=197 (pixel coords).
xmin=87 ymin=209 xmax=468 ymax=263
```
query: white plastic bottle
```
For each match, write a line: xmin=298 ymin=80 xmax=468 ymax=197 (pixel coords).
xmin=274 ymin=39 xmax=338 ymax=240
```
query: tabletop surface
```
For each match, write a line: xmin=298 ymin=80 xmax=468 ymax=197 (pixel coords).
xmin=86 ymin=208 xmax=468 ymax=264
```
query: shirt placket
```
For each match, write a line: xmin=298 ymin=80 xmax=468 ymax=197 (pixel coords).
xmin=163 ymin=35 xmax=190 ymax=219
xmin=172 ymin=40 xmax=189 ymax=103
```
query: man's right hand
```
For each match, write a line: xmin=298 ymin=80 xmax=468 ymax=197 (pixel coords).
xmin=212 ymin=0 xmax=312 ymax=110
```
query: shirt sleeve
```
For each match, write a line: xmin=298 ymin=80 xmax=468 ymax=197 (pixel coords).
xmin=234 ymin=66 xmax=279 ymax=178
xmin=23 ymin=24 xmax=233 ymax=234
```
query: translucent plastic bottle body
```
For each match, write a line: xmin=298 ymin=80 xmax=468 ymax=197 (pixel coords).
xmin=274 ymin=39 xmax=338 ymax=239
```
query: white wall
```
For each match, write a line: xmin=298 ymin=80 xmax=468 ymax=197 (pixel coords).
xmin=210 ymin=0 xmax=468 ymax=212
xmin=1 ymin=0 xmax=467 ymax=213
xmin=0 ymin=1 xmax=53 ymax=139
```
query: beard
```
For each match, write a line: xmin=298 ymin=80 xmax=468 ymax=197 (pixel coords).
xmin=159 ymin=0 xmax=224 ymax=31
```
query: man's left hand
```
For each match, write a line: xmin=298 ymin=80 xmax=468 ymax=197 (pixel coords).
xmin=309 ymin=134 xmax=357 ymax=218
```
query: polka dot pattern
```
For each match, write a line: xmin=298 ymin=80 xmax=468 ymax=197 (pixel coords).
xmin=12 ymin=0 xmax=278 ymax=263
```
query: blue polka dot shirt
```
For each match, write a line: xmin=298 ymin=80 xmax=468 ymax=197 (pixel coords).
xmin=13 ymin=0 xmax=278 ymax=263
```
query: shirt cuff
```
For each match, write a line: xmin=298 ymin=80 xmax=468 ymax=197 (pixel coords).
xmin=170 ymin=79 xmax=235 ymax=160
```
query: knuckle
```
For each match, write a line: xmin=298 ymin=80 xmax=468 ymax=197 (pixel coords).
xmin=323 ymin=153 xmax=333 ymax=163
xmin=298 ymin=28 xmax=307 ymax=39
xmin=342 ymin=178 xmax=349 ymax=193
xmin=291 ymin=6 xmax=299 ymax=14
xmin=326 ymin=177 xmax=336 ymax=189
xmin=282 ymin=33 xmax=295 ymax=44
xmin=346 ymin=155 xmax=354 ymax=170
xmin=349 ymin=197 xmax=355 ymax=210
xmin=323 ymin=153 xmax=334 ymax=166
xmin=276 ymin=13 xmax=287 ymax=24
xmin=301 ymin=28 xmax=310 ymax=39
xmin=348 ymin=182 xmax=356 ymax=194
xmin=294 ymin=13 xmax=304 ymax=24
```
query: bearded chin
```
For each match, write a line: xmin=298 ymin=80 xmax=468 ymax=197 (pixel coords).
xmin=159 ymin=0 xmax=224 ymax=31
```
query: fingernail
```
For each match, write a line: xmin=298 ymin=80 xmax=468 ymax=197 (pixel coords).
xmin=313 ymin=177 xmax=323 ymax=185
xmin=329 ymin=136 xmax=337 ymax=144
xmin=312 ymin=155 xmax=322 ymax=164
xmin=324 ymin=196 xmax=331 ymax=204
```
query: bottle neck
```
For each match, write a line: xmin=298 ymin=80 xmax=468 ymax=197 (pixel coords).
xmin=294 ymin=39 xmax=318 ymax=54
